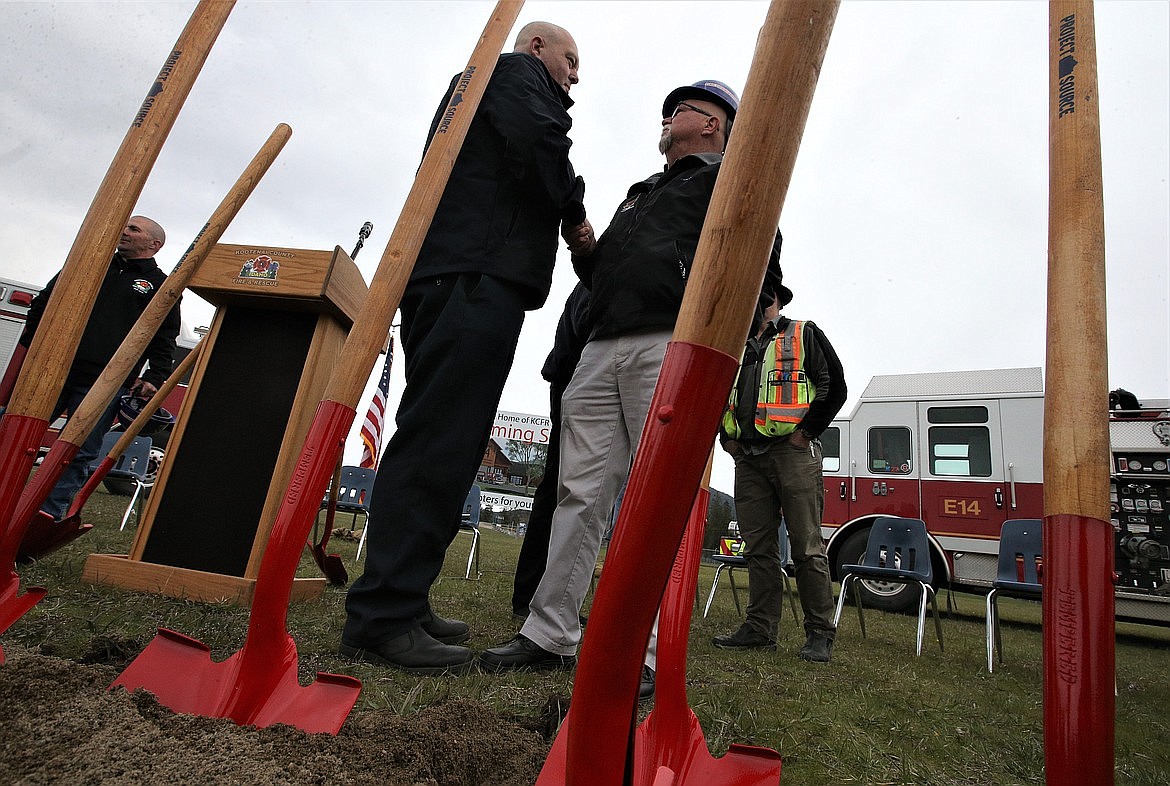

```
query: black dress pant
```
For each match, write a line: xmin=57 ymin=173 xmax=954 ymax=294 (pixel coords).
xmin=510 ymin=383 xmax=564 ymax=615
xmin=343 ymin=272 xmax=525 ymax=645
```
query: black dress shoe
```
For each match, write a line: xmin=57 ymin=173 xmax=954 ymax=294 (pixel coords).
xmin=712 ymin=623 xmax=777 ymax=651
xmin=340 ymin=626 xmax=474 ymax=675
xmin=638 ymin=666 xmax=655 ymax=702
xmin=479 ymin=634 xmax=575 ymax=672
xmin=419 ymin=608 xmax=471 ymax=645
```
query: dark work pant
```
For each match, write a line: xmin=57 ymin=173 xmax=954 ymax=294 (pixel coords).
xmin=42 ymin=382 xmax=124 ymax=520
xmin=510 ymin=383 xmax=563 ymax=615
xmin=343 ymin=273 xmax=525 ymax=645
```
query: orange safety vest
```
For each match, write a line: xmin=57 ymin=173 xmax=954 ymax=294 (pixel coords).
xmin=723 ymin=320 xmax=815 ymax=439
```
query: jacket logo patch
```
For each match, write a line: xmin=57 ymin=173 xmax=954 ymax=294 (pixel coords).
xmin=619 ymin=197 xmax=639 ymax=213
xmin=239 ymin=254 xmax=280 ymax=280
xmin=130 ymin=279 xmax=154 ymax=296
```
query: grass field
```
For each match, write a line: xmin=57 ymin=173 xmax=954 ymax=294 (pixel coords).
xmin=6 ymin=487 xmax=1170 ymax=785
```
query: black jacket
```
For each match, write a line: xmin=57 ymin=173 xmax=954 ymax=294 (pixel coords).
xmin=573 ymin=153 xmax=782 ymax=341
xmin=541 ymin=281 xmax=591 ymax=389
xmin=414 ymin=52 xmax=585 ymax=310
xmin=23 ymin=254 xmax=180 ymax=390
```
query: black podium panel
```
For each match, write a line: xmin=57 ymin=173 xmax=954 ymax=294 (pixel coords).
xmin=141 ymin=307 xmax=317 ymax=575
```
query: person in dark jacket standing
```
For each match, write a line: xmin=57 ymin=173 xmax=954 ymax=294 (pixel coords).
xmin=21 ymin=215 xmax=179 ymax=521
xmin=713 ymin=287 xmax=847 ymax=663
xmin=481 ymin=80 xmax=782 ymax=700
xmin=509 ymin=281 xmax=591 ymax=619
xmin=342 ymin=21 xmax=592 ymax=675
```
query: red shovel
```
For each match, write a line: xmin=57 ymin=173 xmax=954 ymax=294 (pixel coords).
xmin=0 ymin=123 xmax=289 ymax=640
xmin=539 ymin=2 xmax=838 ymax=783
xmin=111 ymin=1 xmax=525 ymax=735
xmin=539 ymin=465 xmax=783 ymax=784
xmin=15 ymin=339 xmax=203 ymax=562
xmin=308 ymin=458 xmax=349 ymax=586
xmin=0 ymin=3 xmax=234 ymax=667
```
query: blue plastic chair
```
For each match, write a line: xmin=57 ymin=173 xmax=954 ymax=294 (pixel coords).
xmin=332 ymin=466 xmax=375 ymax=559
xmin=833 ymin=516 xmax=944 ymax=655
xmin=90 ymin=432 xmax=153 ymax=532
xmin=703 ymin=520 xmax=798 ymax=622
xmin=986 ymin=518 xmax=1042 ymax=672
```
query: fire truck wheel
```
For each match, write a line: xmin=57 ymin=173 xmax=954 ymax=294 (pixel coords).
xmin=102 ymin=446 xmax=164 ymax=497
xmin=834 ymin=527 xmax=918 ymax=614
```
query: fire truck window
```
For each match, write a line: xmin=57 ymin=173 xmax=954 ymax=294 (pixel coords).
xmin=927 ymin=406 xmax=989 ymax=424
xmin=868 ymin=427 xmax=912 ymax=474
xmin=928 ymin=426 xmax=992 ymax=477
xmin=820 ymin=427 xmax=840 ymax=472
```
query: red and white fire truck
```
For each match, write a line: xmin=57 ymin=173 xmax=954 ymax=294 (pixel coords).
xmin=821 ymin=367 xmax=1170 ymax=626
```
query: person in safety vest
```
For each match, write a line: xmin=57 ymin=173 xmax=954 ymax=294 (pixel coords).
xmin=714 ymin=283 xmax=847 ymax=663
xmin=480 ymin=78 xmax=783 ymax=700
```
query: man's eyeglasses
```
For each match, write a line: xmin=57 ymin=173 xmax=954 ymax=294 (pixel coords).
xmin=671 ymin=101 xmax=714 ymax=119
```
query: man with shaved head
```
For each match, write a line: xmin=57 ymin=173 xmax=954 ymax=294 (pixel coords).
xmin=342 ymin=21 xmax=592 ymax=674
xmin=21 ymin=215 xmax=180 ymax=522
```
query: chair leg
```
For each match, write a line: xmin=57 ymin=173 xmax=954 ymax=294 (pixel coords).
xmin=726 ymin=567 xmax=743 ymax=616
xmin=986 ymin=589 xmax=998 ymax=672
xmin=832 ymin=575 xmax=850 ymax=626
xmin=782 ymin=569 xmax=799 ymax=621
xmin=852 ymin=579 xmax=867 ymax=639
xmin=928 ymin=586 xmax=944 ymax=652
xmin=703 ymin=564 xmax=727 ymax=618
xmin=915 ymin=582 xmax=928 ymax=656
xmin=119 ymin=483 xmax=144 ymax=532
xmin=356 ymin=515 xmax=369 ymax=560
xmin=463 ymin=529 xmax=481 ymax=580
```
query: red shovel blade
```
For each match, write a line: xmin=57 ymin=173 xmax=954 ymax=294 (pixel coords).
xmin=110 ymin=400 xmax=362 ymax=735
xmin=309 ymin=543 xmax=348 ymax=586
xmin=17 ymin=512 xmax=92 ymax=563
xmin=0 ymin=571 xmax=47 ymax=641
xmin=113 ymin=627 xmax=360 ymax=734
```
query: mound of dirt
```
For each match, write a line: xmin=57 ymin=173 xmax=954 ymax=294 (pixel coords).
xmin=0 ymin=645 xmax=551 ymax=785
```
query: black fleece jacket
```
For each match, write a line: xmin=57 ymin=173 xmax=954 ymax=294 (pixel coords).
xmin=573 ymin=152 xmax=782 ymax=341
xmin=413 ymin=52 xmax=586 ymax=310
xmin=23 ymin=254 xmax=180 ymax=390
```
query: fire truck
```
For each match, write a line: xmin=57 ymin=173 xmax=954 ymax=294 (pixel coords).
xmin=821 ymin=367 xmax=1170 ymax=626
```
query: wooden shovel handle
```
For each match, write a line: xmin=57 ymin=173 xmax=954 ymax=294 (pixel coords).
xmin=673 ymin=0 xmax=839 ymax=356
xmin=323 ymin=1 xmax=525 ymax=408
xmin=1043 ymin=0 xmax=1110 ymax=520
xmin=58 ymin=123 xmax=291 ymax=445
xmin=9 ymin=0 xmax=234 ymax=421
xmin=105 ymin=337 xmax=204 ymax=459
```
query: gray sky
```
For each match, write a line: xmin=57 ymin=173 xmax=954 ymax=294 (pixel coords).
xmin=1 ymin=1 xmax=1166 ymax=494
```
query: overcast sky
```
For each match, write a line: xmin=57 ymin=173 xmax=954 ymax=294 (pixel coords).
xmin=1 ymin=1 xmax=1166 ymax=494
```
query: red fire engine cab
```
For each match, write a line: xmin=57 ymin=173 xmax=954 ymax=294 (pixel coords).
xmin=821 ymin=367 xmax=1170 ymax=626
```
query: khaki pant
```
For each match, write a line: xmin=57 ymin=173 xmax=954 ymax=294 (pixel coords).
xmin=521 ymin=330 xmax=671 ymax=666
xmin=730 ymin=438 xmax=836 ymax=639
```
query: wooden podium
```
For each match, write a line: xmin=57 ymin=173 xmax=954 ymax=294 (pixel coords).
xmin=83 ymin=243 xmax=367 ymax=605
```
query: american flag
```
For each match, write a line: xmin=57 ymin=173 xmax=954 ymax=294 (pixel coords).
xmin=359 ymin=336 xmax=393 ymax=469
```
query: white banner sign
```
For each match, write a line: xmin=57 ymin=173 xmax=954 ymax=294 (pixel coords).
xmin=492 ymin=410 xmax=552 ymax=446
xmin=479 ymin=490 xmax=533 ymax=511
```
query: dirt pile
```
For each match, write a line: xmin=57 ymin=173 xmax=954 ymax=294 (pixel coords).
xmin=0 ymin=645 xmax=551 ymax=785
